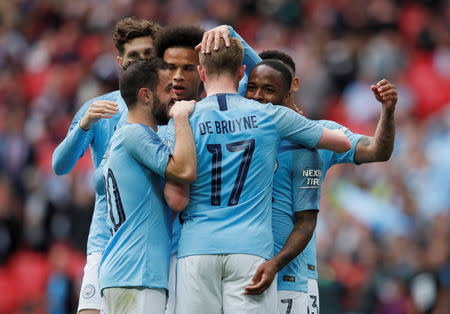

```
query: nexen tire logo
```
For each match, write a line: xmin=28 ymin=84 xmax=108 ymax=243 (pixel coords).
xmin=302 ymin=168 xmax=322 ymax=186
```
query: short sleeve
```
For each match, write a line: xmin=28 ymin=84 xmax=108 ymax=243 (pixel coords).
xmin=122 ymin=124 xmax=171 ymax=177
xmin=318 ymin=120 xmax=362 ymax=165
xmin=268 ymin=105 xmax=323 ymax=149
xmin=292 ymin=148 xmax=322 ymax=212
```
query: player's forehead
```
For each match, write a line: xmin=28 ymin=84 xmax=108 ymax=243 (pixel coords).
xmin=163 ymin=47 xmax=199 ymax=65
xmin=123 ymin=36 xmax=154 ymax=54
xmin=249 ymin=64 xmax=284 ymax=86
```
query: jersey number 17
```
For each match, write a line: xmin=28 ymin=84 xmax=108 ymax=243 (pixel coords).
xmin=206 ymin=139 xmax=255 ymax=206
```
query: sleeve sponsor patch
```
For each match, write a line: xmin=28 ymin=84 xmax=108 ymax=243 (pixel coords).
xmin=301 ymin=168 xmax=322 ymax=188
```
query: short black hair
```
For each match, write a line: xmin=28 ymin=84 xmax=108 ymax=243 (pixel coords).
xmin=155 ymin=25 xmax=204 ymax=58
xmin=254 ymin=60 xmax=293 ymax=92
xmin=119 ymin=58 xmax=167 ymax=109
xmin=259 ymin=50 xmax=296 ymax=74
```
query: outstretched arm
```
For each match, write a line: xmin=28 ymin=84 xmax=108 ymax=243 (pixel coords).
xmin=244 ymin=210 xmax=318 ymax=295
xmin=354 ymin=79 xmax=397 ymax=164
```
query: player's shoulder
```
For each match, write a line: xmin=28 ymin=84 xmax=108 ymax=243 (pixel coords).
xmin=78 ymin=90 xmax=124 ymax=112
xmin=194 ymin=93 xmax=267 ymax=113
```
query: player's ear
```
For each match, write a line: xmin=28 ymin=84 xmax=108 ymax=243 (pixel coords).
xmin=292 ymin=76 xmax=300 ymax=92
xmin=138 ymin=88 xmax=153 ymax=104
xmin=197 ymin=65 xmax=206 ymax=82
xmin=238 ymin=65 xmax=246 ymax=81
xmin=117 ymin=56 xmax=124 ymax=69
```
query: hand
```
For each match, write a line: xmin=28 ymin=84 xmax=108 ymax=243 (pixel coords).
xmin=195 ymin=25 xmax=230 ymax=54
xmin=244 ymin=260 xmax=278 ymax=295
xmin=80 ymin=100 xmax=119 ymax=130
xmin=169 ymin=100 xmax=196 ymax=118
xmin=370 ymin=79 xmax=397 ymax=112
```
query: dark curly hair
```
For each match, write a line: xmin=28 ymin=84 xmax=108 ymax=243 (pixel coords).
xmin=155 ymin=24 xmax=204 ymax=58
xmin=113 ymin=17 xmax=161 ymax=56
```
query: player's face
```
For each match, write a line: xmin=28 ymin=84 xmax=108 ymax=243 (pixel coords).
xmin=164 ymin=47 xmax=201 ymax=101
xmin=153 ymin=69 xmax=176 ymax=125
xmin=120 ymin=36 xmax=154 ymax=68
xmin=245 ymin=65 xmax=288 ymax=106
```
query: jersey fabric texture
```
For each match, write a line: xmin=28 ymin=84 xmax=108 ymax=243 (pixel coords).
xmin=272 ymin=141 xmax=322 ymax=292
xmin=98 ymin=123 xmax=172 ymax=292
xmin=173 ymin=93 xmax=324 ymax=260
xmin=301 ymin=120 xmax=362 ymax=282
xmin=52 ymin=90 xmax=127 ymax=254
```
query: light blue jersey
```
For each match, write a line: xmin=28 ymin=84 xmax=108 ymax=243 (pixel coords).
xmin=167 ymin=27 xmax=262 ymax=256
xmin=99 ymin=123 xmax=172 ymax=292
xmin=272 ymin=141 xmax=322 ymax=292
xmin=52 ymin=90 xmax=127 ymax=254
xmin=272 ymin=119 xmax=362 ymax=291
xmin=176 ymin=93 xmax=324 ymax=260
xmin=303 ymin=120 xmax=362 ymax=281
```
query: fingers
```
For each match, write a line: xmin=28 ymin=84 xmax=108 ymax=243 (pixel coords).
xmin=205 ymin=32 xmax=213 ymax=54
xmin=244 ymin=273 xmax=272 ymax=295
xmin=170 ymin=100 xmax=196 ymax=117
xmin=90 ymin=101 xmax=119 ymax=112
xmin=197 ymin=26 xmax=231 ymax=54
xmin=89 ymin=113 xmax=113 ymax=120
xmin=213 ymin=31 xmax=221 ymax=52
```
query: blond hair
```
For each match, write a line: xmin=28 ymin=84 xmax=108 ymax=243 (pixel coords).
xmin=199 ymin=37 xmax=243 ymax=77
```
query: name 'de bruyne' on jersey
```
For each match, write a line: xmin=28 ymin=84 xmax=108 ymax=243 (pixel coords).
xmin=199 ymin=115 xmax=258 ymax=135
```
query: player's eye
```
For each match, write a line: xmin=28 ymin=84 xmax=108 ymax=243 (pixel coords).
xmin=184 ymin=65 xmax=195 ymax=71
xmin=128 ymin=52 xmax=138 ymax=59
xmin=168 ymin=64 xmax=177 ymax=71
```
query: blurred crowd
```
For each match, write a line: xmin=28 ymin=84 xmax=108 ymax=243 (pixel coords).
xmin=0 ymin=0 xmax=448 ymax=313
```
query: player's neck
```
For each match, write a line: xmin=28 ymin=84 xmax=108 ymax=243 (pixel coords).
xmin=204 ymin=75 xmax=238 ymax=97
xmin=127 ymin=107 xmax=157 ymax=132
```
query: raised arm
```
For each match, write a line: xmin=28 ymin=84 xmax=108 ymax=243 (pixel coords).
xmin=354 ymin=79 xmax=397 ymax=164
xmin=195 ymin=25 xmax=262 ymax=95
xmin=164 ymin=100 xmax=197 ymax=184
xmin=52 ymin=100 xmax=118 ymax=175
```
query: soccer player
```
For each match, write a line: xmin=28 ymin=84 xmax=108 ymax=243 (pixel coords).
xmin=52 ymin=17 xmax=160 ymax=314
xmin=99 ymin=58 xmax=196 ymax=314
xmin=154 ymin=24 xmax=265 ymax=314
xmin=173 ymin=37 xmax=351 ymax=314
xmin=245 ymin=55 xmax=398 ymax=313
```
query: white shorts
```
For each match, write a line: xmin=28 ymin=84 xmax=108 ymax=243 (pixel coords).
xmin=103 ymin=287 xmax=166 ymax=314
xmin=277 ymin=290 xmax=308 ymax=314
xmin=307 ymin=279 xmax=320 ymax=314
xmin=176 ymin=254 xmax=277 ymax=314
xmin=165 ymin=254 xmax=177 ymax=314
xmin=78 ymin=252 xmax=103 ymax=312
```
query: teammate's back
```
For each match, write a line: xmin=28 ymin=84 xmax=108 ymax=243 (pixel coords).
xmin=179 ymin=93 xmax=322 ymax=260
xmin=175 ymin=37 xmax=350 ymax=314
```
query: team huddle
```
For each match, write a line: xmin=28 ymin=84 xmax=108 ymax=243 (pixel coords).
xmin=52 ymin=17 xmax=398 ymax=314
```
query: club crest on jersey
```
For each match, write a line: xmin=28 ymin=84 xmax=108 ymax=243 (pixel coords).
xmin=82 ymin=284 xmax=96 ymax=299
xmin=274 ymin=160 xmax=279 ymax=173
xmin=302 ymin=167 xmax=322 ymax=187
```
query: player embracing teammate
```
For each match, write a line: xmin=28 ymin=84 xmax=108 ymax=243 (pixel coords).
xmin=53 ymin=17 xmax=396 ymax=314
